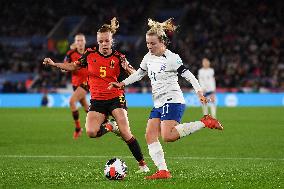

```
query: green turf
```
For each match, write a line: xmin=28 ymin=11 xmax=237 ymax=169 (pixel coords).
xmin=0 ymin=107 xmax=283 ymax=189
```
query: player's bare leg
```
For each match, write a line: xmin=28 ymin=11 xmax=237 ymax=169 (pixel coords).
xmin=145 ymin=118 xmax=171 ymax=179
xmin=111 ymin=108 xmax=132 ymax=141
xmin=70 ymin=87 xmax=88 ymax=139
xmin=112 ymin=108 xmax=149 ymax=173
xmin=79 ymin=96 xmax=89 ymax=113
xmin=160 ymin=120 xmax=180 ymax=142
xmin=85 ymin=111 xmax=117 ymax=138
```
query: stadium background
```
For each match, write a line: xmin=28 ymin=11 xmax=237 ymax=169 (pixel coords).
xmin=1 ymin=0 xmax=283 ymax=97
xmin=0 ymin=1 xmax=283 ymax=189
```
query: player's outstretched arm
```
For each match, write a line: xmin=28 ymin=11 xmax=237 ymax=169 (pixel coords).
xmin=108 ymin=82 xmax=125 ymax=89
xmin=108 ymin=68 xmax=146 ymax=89
xmin=43 ymin=58 xmax=79 ymax=71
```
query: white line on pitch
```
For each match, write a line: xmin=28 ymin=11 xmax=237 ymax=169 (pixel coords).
xmin=0 ymin=155 xmax=283 ymax=161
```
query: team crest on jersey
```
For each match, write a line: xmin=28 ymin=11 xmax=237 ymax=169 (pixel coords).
xmin=160 ymin=63 xmax=166 ymax=71
xmin=110 ymin=59 xmax=115 ymax=68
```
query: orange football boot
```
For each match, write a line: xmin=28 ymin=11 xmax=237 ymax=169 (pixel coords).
xmin=201 ymin=115 xmax=223 ymax=130
xmin=73 ymin=128 xmax=83 ymax=139
xmin=145 ymin=170 xmax=171 ymax=179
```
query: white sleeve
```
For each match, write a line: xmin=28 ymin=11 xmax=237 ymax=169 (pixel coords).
xmin=182 ymin=70 xmax=202 ymax=93
xmin=139 ymin=55 xmax=148 ymax=71
xmin=122 ymin=68 xmax=147 ymax=86
xmin=170 ymin=54 xmax=183 ymax=70
xmin=180 ymin=68 xmax=202 ymax=93
xmin=172 ymin=54 xmax=202 ymax=93
xmin=122 ymin=55 xmax=148 ymax=86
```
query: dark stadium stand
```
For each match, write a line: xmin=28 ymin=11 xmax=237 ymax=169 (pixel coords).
xmin=0 ymin=0 xmax=283 ymax=93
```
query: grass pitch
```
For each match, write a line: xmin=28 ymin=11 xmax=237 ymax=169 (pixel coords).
xmin=0 ymin=107 xmax=283 ymax=189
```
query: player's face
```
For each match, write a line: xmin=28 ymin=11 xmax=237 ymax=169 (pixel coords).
xmin=97 ymin=32 xmax=113 ymax=55
xmin=202 ymin=59 xmax=210 ymax=68
xmin=75 ymin=35 xmax=86 ymax=50
xmin=146 ymin=34 xmax=165 ymax=56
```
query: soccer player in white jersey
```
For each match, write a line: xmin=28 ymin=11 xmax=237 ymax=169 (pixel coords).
xmin=198 ymin=58 xmax=217 ymax=118
xmin=109 ymin=18 xmax=223 ymax=179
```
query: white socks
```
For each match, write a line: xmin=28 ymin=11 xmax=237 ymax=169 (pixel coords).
xmin=210 ymin=103 xmax=216 ymax=118
xmin=202 ymin=103 xmax=217 ymax=118
xmin=202 ymin=104 xmax=208 ymax=115
xmin=148 ymin=142 xmax=168 ymax=171
xmin=175 ymin=121 xmax=205 ymax=138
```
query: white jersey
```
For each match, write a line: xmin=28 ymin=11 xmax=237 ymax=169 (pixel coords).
xmin=123 ymin=49 xmax=202 ymax=108
xmin=198 ymin=68 xmax=216 ymax=92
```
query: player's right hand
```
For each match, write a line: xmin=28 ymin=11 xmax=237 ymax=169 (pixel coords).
xmin=108 ymin=82 xmax=125 ymax=90
xmin=43 ymin=58 xmax=55 ymax=66
xmin=197 ymin=91 xmax=208 ymax=104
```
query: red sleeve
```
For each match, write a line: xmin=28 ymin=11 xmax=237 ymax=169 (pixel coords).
xmin=63 ymin=50 xmax=74 ymax=63
xmin=77 ymin=47 xmax=96 ymax=68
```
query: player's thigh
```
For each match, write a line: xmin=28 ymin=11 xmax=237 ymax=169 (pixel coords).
xmin=85 ymin=111 xmax=106 ymax=133
xmin=145 ymin=118 xmax=161 ymax=144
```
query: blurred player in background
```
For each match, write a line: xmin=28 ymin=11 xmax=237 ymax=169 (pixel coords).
xmin=63 ymin=33 xmax=89 ymax=139
xmin=109 ymin=18 xmax=223 ymax=179
xmin=198 ymin=58 xmax=217 ymax=118
xmin=43 ymin=18 xmax=149 ymax=173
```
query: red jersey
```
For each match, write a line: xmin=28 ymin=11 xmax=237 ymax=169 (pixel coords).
xmin=76 ymin=47 xmax=135 ymax=100
xmin=64 ymin=49 xmax=88 ymax=86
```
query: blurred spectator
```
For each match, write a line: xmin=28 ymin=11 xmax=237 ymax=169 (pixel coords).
xmin=0 ymin=0 xmax=283 ymax=93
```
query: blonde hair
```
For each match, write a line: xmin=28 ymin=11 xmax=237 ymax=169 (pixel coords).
xmin=98 ymin=17 xmax=119 ymax=34
xmin=147 ymin=18 xmax=177 ymax=42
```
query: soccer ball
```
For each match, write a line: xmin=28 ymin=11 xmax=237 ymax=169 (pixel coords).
xmin=104 ymin=158 xmax=127 ymax=180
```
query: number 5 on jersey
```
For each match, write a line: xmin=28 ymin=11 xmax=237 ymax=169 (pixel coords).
xmin=100 ymin=66 xmax=107 ymax=77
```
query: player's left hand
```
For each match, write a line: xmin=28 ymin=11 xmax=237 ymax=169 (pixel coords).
xmin=197 ymin=91 xmax=208 ymax=104
xmin=108 ymin=82 xmax=125 ymax=90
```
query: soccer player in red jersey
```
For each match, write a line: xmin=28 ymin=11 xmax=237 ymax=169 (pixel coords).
xmin=63 ymin=33 xmax=89 ymax=139
xmin=43 ymin=18 xmax=149 ymax=173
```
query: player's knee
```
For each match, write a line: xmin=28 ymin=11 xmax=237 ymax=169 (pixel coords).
xmin=115 ymin=117 xmax=127 ymax=126
xmin=86 ymin=130 xmax=98 ymax=138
